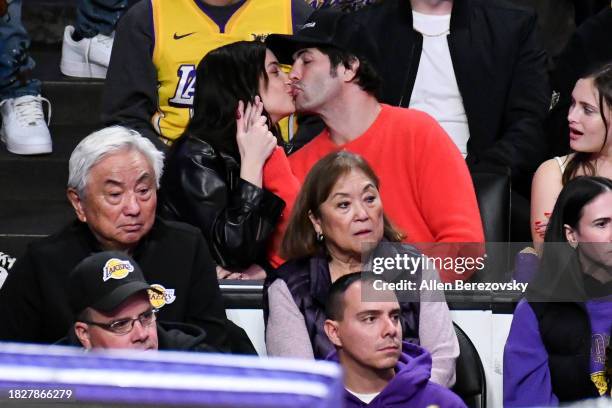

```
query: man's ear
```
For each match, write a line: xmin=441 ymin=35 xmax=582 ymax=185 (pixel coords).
xmin=341 ymin=57 xmax=360 ymax=82
xmin=308 ymin=210 xmax=323 ymax=236
xmin=67 ymin=188 xmax=87 ymax=223
xmin=74 ymin=322 xmax=92 ymax=349
xmin=324 ymin=319 xmax=342 ymax=347
xmin=564 ymin=224 xmax=578 ymax=248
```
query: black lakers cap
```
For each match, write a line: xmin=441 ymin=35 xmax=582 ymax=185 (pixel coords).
xmin=265 ymin=9 xmax=379 ymax=68
xmin=68 ymin=251 xmax=160 ymax=315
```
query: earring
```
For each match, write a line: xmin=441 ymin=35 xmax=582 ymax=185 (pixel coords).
xmin=568 ymin=240 xmax=578 ymax=249
xmin=316 ymin=232 xmax=324 ymax=242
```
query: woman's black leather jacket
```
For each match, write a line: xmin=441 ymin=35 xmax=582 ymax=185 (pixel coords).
xmin=159 ymin=136 xmax=285 ymax=268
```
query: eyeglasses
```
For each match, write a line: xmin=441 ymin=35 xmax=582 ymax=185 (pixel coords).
xmin=80 ymin=308 xmax=158 ymax=335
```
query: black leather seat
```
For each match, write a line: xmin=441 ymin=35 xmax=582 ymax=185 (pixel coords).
xmin=452 ymin=322 xmax=487 ymax=408
xmin=469 ymin=164 xmax=511 ymax=243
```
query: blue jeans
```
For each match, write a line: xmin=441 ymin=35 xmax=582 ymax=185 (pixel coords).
xmin=74 ymin=0 xmax=128 ymax=38
xmin=0 ymin=0 xmax=40 ymax=100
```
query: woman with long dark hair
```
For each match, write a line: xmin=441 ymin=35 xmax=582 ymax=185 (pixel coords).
xmin=531 ymin=63 xmax=612 ymax=249
xmin=159 ymin=41 xmax=297 ymax=278
xmin=505 ymin=176 xmax=612 ymax=405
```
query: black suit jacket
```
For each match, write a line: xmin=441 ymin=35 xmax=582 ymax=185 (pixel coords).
xmin=342 ymin=0 xmax=550 ymax=185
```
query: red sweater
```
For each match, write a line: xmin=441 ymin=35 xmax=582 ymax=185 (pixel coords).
xmin=263 ymin=146 xmax=300 ymax=268
xmin=264 ymin=105 xmax=484 ymax=279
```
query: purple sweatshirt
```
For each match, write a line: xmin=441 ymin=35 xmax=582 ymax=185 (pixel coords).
xmin=586 ymin=299 xmax=612 ymax=397
xmin=504 ymin=299 xmax=612 ymax=406
xmin=328 ymin=341 xmax=466 ymax=408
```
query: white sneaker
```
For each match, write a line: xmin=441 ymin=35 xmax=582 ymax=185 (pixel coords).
xmin=60 ymin=25 xmax=113 ymax=79
xmin=0 ymin=95 xmax=52 ymax=155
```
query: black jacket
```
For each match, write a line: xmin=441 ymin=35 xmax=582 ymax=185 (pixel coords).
xmin=524 ymin=259 xmax=612 ymax=402
xmin=0 ymin=218 xmax=255 ymax=354
xmin=529 ymin=302 xmax=601 ymax=402
xmin=159 ymin=136 xmax=285 ymax=269
xmin=57 ymin=321 xmax=218 ymax=353
xmin=344 ymin=0 xmax=550 ymax=184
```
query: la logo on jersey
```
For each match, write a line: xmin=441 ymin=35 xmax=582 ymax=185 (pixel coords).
xmin=169 ymin=64 xmax=196 ymax=107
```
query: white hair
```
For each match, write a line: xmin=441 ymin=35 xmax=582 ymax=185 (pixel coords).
xmin=68 ymin=126 xmax=165 ymax=196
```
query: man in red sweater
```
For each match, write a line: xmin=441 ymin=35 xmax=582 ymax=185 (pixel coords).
xmin=263 ymin=11 xmax=484 ymax=281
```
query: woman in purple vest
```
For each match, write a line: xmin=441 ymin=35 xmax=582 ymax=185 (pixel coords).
xmin=504 ymin=176 xmax=612 ymax=405
xmin=265 ymin=151 xmax=459 ymax=387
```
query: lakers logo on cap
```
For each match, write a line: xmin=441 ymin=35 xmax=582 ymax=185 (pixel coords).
xmin=102 ymin=258 xmax=134 ymax=282
xmin=148 ymin=284 xmax=176 ymax=309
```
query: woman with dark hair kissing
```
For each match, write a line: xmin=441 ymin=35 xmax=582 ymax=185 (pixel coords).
xmin=159 ymin=41 xmax=298 ymax=279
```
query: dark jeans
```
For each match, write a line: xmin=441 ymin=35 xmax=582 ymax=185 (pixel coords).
xmin=0 ymin=0 xmax=40 ymax=100
xmin=74 ymin=0 xmax=128 ymax=38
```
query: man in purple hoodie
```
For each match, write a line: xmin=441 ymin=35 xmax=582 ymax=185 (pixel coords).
xmin=323 ymin=273 xmax=466 ymax=407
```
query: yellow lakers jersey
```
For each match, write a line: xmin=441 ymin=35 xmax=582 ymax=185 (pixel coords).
xmin=151 ymin=0 xmax=294 ymax=142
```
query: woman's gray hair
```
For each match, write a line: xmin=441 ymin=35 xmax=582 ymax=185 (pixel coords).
xmin=68 ymin=126 xmax=165 ymax=196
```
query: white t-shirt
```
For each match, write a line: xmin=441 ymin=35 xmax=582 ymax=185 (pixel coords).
xmin=346 ymin=388 xmax=380 ymax=404
xmin=409 ymin=11 xmax=470 ymax=157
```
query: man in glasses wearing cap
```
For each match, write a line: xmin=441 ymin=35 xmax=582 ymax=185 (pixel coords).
xmin=264 ymin=12 xmax=484 ymax=281
xmin=61 ymin=251 xmax=214 ymax=352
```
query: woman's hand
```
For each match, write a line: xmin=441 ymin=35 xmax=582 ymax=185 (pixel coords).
xmin=236 ymin=97 xmax=277 ymax=187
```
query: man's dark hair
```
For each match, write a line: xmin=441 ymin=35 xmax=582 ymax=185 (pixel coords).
xmin=325 ymin=272 xmax=363 ymax=322
xmin=326 ymin=272 xmax=389 ymax=322
xmin=76 ymin=308 xmax=92 ymax=323
xmin=326 ymin=273 xmax=388 ymax=321
xmin=317 ymin=45 xmax=381 ymax=98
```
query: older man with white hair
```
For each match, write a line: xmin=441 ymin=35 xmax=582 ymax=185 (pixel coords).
xmin=0 ymin=126 xmax=254 ymax=354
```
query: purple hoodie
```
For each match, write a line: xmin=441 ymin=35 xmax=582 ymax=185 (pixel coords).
xmin=328 ymin=341 xmax=466 ymax=408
